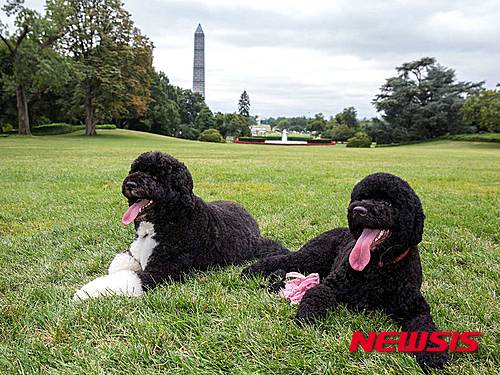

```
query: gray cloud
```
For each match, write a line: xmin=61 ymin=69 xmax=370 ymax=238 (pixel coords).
xmin=123 ymin=0 xmax=499 ymax=117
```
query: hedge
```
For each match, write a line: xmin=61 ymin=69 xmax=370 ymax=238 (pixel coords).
xmin=446 ymin=133 xmax=500 ymax=143
xmin=32 ymin=123 xmax=116 ymax=136
xmin=307 ymin=138 xmax=333 ymax=144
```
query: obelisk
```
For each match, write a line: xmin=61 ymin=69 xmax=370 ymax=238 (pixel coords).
xmin=193 ymin=24 xmax=205 ymax=98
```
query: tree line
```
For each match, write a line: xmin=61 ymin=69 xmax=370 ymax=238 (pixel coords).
xmin=265 ymin=58 xmax=499 ymax=143
xmin=1 ymin=1 xmax=498 ymax=142
xmin=0 ymin=0 xmax=252 ymax=138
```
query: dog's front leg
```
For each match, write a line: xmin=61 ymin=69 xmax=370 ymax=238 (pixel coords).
xmin=399 ymin=313 xmax=449 ymax=370
xmin=108 ymin=251 xmax=142 ymax=274
xmin=392 ymin=294 xmax=449 ymax=370
xmin=295 ymin=282 xmax=338 ymax=325
xmin=73 ymin=270 xmax=143 ymax=301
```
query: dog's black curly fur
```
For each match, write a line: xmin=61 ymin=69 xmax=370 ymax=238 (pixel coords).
xmin=123 ymin=151 xmax=288 ymax=289
xmin=243 ymin=172 xmax=448 ymax=370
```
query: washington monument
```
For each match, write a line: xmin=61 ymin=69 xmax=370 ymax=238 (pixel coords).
xmin=193 ymin=24 xmax=205 ymax=98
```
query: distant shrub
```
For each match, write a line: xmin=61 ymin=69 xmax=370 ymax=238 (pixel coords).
xmin=446 ymin=133 xmax=500 ymax=143
xmin=346 ymin=132 xmax=372 ymax=148
xmin=96 ymin=124 xmax=117 ymax=129
xmin=33 ymin=116 xmax=52 ymax=127
xmin=1 ymin=123 xmax=13 ymax=133
xmin=32 ymin=123 xmax=85 ymax=135
xmin=199 ymin=128 xmax=223 ymax=143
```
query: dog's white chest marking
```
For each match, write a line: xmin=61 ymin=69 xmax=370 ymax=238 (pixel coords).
xmin=130 ymin=221 xmax=157 ymax=270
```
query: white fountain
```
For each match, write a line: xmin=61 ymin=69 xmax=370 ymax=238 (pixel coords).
xmin=264 ymin=129 xmax=307 ymax=145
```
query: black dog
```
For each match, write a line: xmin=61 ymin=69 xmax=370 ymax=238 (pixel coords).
xmin=74 ymin=151 xmax=287 ymax=300
xmin=243 ymin=173 xmax=448 ymax=369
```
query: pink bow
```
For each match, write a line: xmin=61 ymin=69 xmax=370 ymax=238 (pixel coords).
xmin=279 ymin=272 xmax=320 ymax=304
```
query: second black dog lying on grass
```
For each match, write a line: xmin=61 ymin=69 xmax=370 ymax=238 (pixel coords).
xmin=74 ymin=151 xmax=287 ymax=300
xmin=243 ymin=173 xmax=449 ymax=370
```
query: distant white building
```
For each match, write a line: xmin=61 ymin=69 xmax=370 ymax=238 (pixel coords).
xmin=250 ymin=124 xmax=272 ymax=135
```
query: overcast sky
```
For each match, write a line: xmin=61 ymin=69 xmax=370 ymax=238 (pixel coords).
xmin=4 ymin=0 xmax=500 ymax=118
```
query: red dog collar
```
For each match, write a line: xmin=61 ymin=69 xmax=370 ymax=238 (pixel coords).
xmin=378 ymin=248 xmax=410 ymax=268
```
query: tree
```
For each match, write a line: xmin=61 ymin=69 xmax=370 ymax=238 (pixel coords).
xmin=463 ymin=85 xmax=500 ymax=133
xmin=373 ymin=57 xmax=483 ymax=142
xmin=334 ymin=107 xmax=358 ymax=128
xmin=273 ymin=118 xmax=289 ymax=130
xmin=0 ymin=0 xmax=64 ymax=135
xmin=177 ymin=89 xmax=205 ymax=125
xmin=306 ymin=113 xmax=327 ymax=133
xmin=144 ymin=71 xmax=180 ymax=135
xmin=0 ymin=43 xmax=17 ymax=128
xmin=216 ymin=113 xmax=250 ymax=137
xmin=48 ymin=0 xmax=153 ymax=135
xmin=238 ymin=90 xmax=250 ymax=117
xmin=364 ymin=118 xmax=402 ymax=145
xmin=328 ymin=124 xmax=356 ymax=142
xmin=194 ymin=105 xmax=215 ymax=131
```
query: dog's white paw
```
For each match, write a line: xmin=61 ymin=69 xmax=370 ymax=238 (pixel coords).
xmin=73 ymin=270 xmax=143 ymax=301
xmin=108 ymin=252 xmax=141 ymax=274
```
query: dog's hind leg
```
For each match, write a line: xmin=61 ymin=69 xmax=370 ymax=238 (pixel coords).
xmin=254 ymin=237 xmax=290 ymax=258
xmin=243 ymin=228 xmax=348 ymax=279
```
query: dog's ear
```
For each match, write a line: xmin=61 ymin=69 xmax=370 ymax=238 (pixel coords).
xmin=412 ymin=203 xmax=425 ymax=245
xmin=171 ymin=162 xmax=195 ymax=208
xmin=408 ymin=193 xmax=425 ymax=246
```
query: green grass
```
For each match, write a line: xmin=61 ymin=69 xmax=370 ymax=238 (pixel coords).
xmin=0 ymin=129 xmax=499 ymax=374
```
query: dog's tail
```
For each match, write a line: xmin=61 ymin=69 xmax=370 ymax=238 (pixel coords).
xmin=254 ymin=237 xmax=290 ymax=259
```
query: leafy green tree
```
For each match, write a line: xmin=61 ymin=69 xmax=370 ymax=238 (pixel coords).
xmin=274 ymin=118 xmax=290 ymax=130
xmin=177 ymin=89 xmax=205 ymax=125
xmin=334 ymin=107 xmax=358 ymax=128
xmin=0 ymin=0 xmax=66 ymax=135
xmin=198 ymin=128 xmax=223 ymax=143
xmin=176 ymin=124 xmax=199 ymax=140
xmin=144 ymin=71 xmax=180 ymax=135
xmin=307 ymin=113 xmax=327 ymax=133
xmin=238 ymin=90 xmax=250 ymax=117
xmin=194 ymin=105 xmax=215 ymax=131
xmin=463 ymin=86 xmax=500 ymax=133
xmin=373 ymin=57 xmax=483 ymax=142
xmin=0 ymin=43 xmax=16 ymax=128
xmin=217 ymin=113 xmax=250 ymax=137
xmin=48 ymin=0 xmax=153 ymax=136
xmin=346 ymin=131 xmax=372 ymax=148
xmin=363 ymin=118 xmax=400 ymax=144
xmin=327 ymin=124 xmax=356 ymax=142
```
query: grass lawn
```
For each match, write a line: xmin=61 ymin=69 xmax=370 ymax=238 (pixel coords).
xmin=0 ymin=129 xmax=498 ymax=374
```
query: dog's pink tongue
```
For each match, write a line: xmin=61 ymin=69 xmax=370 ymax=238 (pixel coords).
xmin=122 ymin=199 xmax=150 ymax=225
xmin=349 ymin=229 xmax=381 ymax=271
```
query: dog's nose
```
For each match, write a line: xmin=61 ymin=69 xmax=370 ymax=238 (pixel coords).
xmin=353 ymin=206 xmax=368 ymax=216
xmin=125 ymin=181 xmax=137 ymax=190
